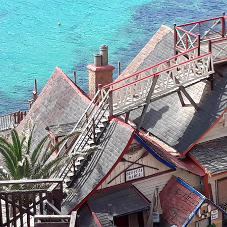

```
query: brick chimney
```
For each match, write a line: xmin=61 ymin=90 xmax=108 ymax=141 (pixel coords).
xmin=87 ymin=45 xmax=115 ymax=97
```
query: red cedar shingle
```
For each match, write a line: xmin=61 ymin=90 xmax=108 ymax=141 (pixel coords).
xmin=160 ymin=176 xmax=203 ymax=226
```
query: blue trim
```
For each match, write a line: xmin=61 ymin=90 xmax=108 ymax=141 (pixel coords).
xmin=134 ymin=134 xmax=175 ymax=169
xmin=178 ymin=177 xmax=227 ymax=226
xmin=183 ymin=198 xmax=205 ymax=227
xmin=176 ymin=177 xmax=205 ymax=199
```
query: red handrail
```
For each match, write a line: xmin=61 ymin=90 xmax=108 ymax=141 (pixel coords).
xmin=103 ymin=46 xmax=199 ymax=89
xmin=111 ymin=52 xmax=212 ymax=92
xmin=176 ymin=16 xmax=224 ymax=28
xmin=175 ymin=26 xmax=198 ymax=38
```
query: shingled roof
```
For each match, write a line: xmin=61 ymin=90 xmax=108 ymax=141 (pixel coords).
xmin=16 ymin=67 xmax=90 ymax=149
xmin=160 ymin=176 xmax=205 ymax=226
xmin=61 ymin=119 xmax=134 ymax=214
xmin=118 ymin=25 xmax=173 ymax=80
xmin=117 ymin=24 xmax=227 ymax=154
xmin=87 ymin=185 xmax=149 ymax=227
xmin=190 ymin=136 xmax=227 ymax=176
xmin=137 ymin=132 xmax=205 ymax=176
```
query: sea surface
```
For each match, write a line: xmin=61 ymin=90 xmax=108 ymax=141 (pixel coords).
xmin=0 ymin=0 xmax=226 ymax=115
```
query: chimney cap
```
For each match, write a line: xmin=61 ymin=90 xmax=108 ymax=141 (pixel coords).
xmin=99 ymin=44 xmax=108 ymax=50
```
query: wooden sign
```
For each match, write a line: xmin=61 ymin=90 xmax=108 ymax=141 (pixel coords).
xmin=211 ymin=209 xmax=218 ymax=220
xmin=125 ymin=167 xmax=144 ymax=181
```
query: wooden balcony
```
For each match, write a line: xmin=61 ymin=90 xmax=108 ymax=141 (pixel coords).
xmin=0 ymin=179 xmax=64 ymax=227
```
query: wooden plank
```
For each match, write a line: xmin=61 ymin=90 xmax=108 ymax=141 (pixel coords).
xmin=25 ymin=193 xmax=30 ymax=227
xmin=69 ymin=211 xmax=77 ymax=227
xmin=33 ymin=192 xmax=36 ymax=215
xmin=18 ymin=192 xmax=24 ymax=227
xmin=39 ymin=192 xmax=44 ymax=215
xmin=5 ymin=194 xmax=10 ymax=227
xmin=35 ymin=223 xmax=69 ymax=227
xmin=34 ymin=215 xmax=70 ymax=220
xmin=0 ymin=193 xmax=3 ymax=226
xmin=0 ymin=178 xmax=63 ymax=186
xmin=12 ymin=194 xmax=17 ymax=227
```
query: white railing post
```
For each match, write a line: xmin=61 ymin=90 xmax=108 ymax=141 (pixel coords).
xmin=109 ymin=90 xmax=114 ymax=117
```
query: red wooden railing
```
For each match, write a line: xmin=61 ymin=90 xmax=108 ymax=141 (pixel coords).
xmin=174 ymin=12 xmax=227 ymax=63
xmin=0 ymin=110 xmax=27 ymax=131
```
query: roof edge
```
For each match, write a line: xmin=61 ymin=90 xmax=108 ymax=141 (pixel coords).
xmin=188 ymin=153 xmax=211 ymax=176
xmin=55 ymin=66 xmax=91 ymax=104
xmin=117 ymin=24 xmax=173 ymax=80
xmin=86 ymin=201 xmax=102 ymax=227
xmin=181 ymin=107 xmax=227 ymax=157
xmin=134 ymin=134 xmax=175 ymax=169
xmin=71 ymin=130 xmax=135 ymax=212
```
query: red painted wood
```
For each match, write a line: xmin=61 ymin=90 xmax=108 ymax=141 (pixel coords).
xmin=87 ymin=202 xmax=102 ymax=227
xmin=112 ymin=52 xmax=212 ymax=91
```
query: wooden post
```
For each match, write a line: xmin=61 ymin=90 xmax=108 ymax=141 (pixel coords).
xmin=109 ymin=90 xmax=114 ymax=117
xmin=174 ymin=23 xmax=177 ymax=55
xmin=177 ymin=90 xmax=185 ymax=107
xmin=0 ymin=193 xmax=2 ymax=226
xmin=137 ymin=75 xmax=158 ymax=129
xmin=73 ymin=71 xmax=76 ymax=84
xmin=186 ymin=34 xmax=188 ymax=50
xmin=98 ymin=84 xmax=103 ymax=103
xmin=118 ymin=61 xmax=121 ymax=76
xmin=46 ymin=192 xmax=53 ymax=215
xmin=222 ymin=11 xmax=226 ymax=38
xmin=203 ymin=174 xmax=209 ymax=198
xmin=25 ymin=193 xmax=30 ymax=227
xmin=17 ymin=111 xmax=20 ymax=124
xmin=33 ymin=79 xmax=38 ymax=101
xmin=197 ymin=34 xmax=201 ymax=56
xmin=92 ymin=119 xmax=96 ymax=145
xmin=5 ymin=194 xmax=10 ymax=227
xmin=125 ymin=111 xmax=130 ymax=123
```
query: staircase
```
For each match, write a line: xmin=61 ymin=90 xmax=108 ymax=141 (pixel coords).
xmin=52 ymin=45 xmax=214 ymax=191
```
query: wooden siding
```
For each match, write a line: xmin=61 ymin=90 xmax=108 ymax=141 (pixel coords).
xmin=98 ymin=140 xmax=170 ymax=190
xmin=187 ymin=203 xmax=223 ymax=227
xmin=209 ymin=172 xmax=227 ymax=205
xmin=198 ymin=116 xmax=227 ymax=143
xmin=132 ymin=170 xmax=201 ymax=201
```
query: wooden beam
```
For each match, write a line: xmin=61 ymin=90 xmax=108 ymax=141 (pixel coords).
xmin=121 ymin=158 xmax=159 ymax=170
xmin=69 ymin=211 xmax=77 ymax=227
xmin=125 ymin=111 xmax=130 ymax=123
xmin=107 ymin=151 xmax=149 ymax=184
xmin=177 ymin=90 xmax=185 ymax=107
xmin=137 ymin=76 xmax=158 ymax=129
xmin=179 ymin=85 xmax=199 ymax=111
xmin=0 ymin=178 xmax=63 ymax=186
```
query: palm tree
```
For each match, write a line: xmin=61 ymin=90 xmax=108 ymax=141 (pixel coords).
xmin=0 ymin=125 xmax=81 ymax=185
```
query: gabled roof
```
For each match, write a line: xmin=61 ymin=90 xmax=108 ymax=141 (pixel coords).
xmin=86 ymin=185 xmax=150 ymax=227
xmin=118 ymin=23 xmax=227 ymax=154
xmin=137 ymin=132 xmax=205 ymax=176
xmin=61 ymin=119 xmax=134 ymax=214
xmin=117 ymin=25 xmax=173 ymax=80
xmin=160 ymin=176 xmax=205 ymax=227
xmin=190 ymin=136 xmax=227 ymax=176
xmin=17 ymin=67 xmax=90 ymax=149
xmin=76 ymin=203 xmax=98 ymax=227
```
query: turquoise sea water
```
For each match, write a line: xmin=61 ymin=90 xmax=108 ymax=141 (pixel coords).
xmin=0 ymin=0 xmax=226 ymax=115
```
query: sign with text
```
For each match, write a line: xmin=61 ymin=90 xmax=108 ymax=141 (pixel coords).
xmin=125 ymin=167 xmax=144 ymax=181
xmin=211 ymin=209 xmax=218 ymax=220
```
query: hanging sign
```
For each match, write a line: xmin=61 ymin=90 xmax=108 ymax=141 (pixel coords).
xmin=125 ymin=167 xmax=144 ymax=181
xmin=211 ymin=209 xmax=218 ymax=220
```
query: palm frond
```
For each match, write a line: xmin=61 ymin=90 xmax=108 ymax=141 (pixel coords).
xmin=11 ymin=128 xmax=23 ymax=160
xmin=31 ymin=135 xmax=49 ymax=165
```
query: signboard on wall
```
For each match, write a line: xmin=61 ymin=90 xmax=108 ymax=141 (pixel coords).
xmin=125 ymin=167 xmax=144 ymax=181
xmin=211 ymin=209 xmax=218 ymax=220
